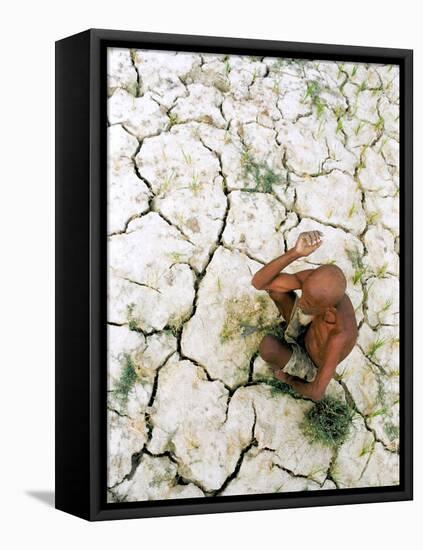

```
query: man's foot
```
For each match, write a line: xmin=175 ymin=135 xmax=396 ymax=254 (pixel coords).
xmin=273 ymin=367 xmax=295 ymax=384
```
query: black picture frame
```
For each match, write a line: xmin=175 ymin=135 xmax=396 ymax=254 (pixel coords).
xmin=55 ymin=28 xmax=413 ymax=521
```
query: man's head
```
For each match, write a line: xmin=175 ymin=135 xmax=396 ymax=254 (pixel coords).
xmin=298 ymin=264 xmax=347 ymax=315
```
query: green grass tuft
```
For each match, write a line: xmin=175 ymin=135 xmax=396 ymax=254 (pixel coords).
xmin=305 ymin=80 xmax=320 ymax=99
xmin=167 ymin=313 xmax=189 ymax=337
xmin=314 ymin=96 xmax=325 ymax=118
xmin=381 ymin=298 xmax=393 ymax=313
xmin=240 ymin=149 xmax=283 ymax=193
xmin=300 ymin=397 xmax=356 ymax=448
xmin=304 ymin=80 xmax=326 ymax=119
xmin=358 ymin=442 xmax=373 ymax=457
xmin=367 ymin=337 xmax=386 ymax=358
xmin=337 ymin=64 xmax=345 ymax=79
xmin=168 ymin=112 xmax=180 ymax=128
xmin=347 ymin=203 xmax=357 ymax=218
xmin=354 ymin=121 xmax=364 ymax=135
xmin=189 ymin=173 xmax=202 ymax=195
xmin=367 ymin=211 xmax=381 ymax=225
xmin=345 ymin=245 xmax=366 ymax=285
xmin=374 ymin=116 xmax=385 ymax=131
xmin=366 ymin=406 xmax=388 ymax=418
xmin=375 ymin=262 xmax=388 ymax=277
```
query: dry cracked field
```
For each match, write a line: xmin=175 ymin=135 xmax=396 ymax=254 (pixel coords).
xmin=106 ymin=47 xmax=400 ymax=502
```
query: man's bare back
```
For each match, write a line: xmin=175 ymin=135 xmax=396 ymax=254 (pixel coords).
xmin=252 ymin=230 xmax=358 ymax=401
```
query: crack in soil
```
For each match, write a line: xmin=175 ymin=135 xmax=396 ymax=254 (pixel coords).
xmin=214 ymin=404 xmax=258 ymax=495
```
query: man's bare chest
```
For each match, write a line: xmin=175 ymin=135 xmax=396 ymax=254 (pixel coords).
xmin=304 ymin=317 xmax=338 ymax=365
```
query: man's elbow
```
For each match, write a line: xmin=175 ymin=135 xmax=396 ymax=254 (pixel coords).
xmin=251 ymin=275 xmax=264 ymax=290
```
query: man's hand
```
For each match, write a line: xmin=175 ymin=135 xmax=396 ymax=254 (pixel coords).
xmin=294 ymin=231 xmax=323 ymax=258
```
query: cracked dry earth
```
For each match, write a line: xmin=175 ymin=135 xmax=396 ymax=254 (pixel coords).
xmin=106 ymin=47 xmax=400 ymax=502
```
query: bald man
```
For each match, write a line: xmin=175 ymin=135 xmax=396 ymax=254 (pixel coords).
xmin=251 ymin=230 xmax=358 ymax=401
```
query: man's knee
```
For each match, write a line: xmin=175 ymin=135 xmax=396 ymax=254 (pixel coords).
xmin=259 ymin=335 xmax=280 ymax=363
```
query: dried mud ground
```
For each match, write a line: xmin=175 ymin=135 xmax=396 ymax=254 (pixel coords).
xmin=106 ymin=48 xmax=400 ymax=502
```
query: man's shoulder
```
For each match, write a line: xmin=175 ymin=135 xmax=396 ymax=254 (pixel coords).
xmin=295 ymin=268 xmax=316 ymax=284
xmin=333 ymin=296 xmax=359 ymax=345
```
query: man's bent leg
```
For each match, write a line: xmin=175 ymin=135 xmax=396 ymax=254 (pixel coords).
xmin=259 ymin=334 xmax=293 ymax=370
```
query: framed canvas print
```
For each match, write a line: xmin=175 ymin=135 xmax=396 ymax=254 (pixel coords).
xmin=55 ymin=28 xmax=413 ymax=521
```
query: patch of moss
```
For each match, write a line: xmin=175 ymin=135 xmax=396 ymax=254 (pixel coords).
xmin=123 ymin=81 xmax=139 ymax=97
xmin=300 ymin=397 xmax=356 ymax=448
xmin=261 ymin=377 xmax=301 ymax=399
xmin=374 ymin=369 xmax=387 ymax=405
xmin=114 ymin=353 xmax=139 ymax=403
xmin=126 ymin=302 xmax=141 ymax=331
xmin=262 ymin=320 xmax=286 ymax=340
xmin=219 ymin=293 xmax=277 ymax=347
xmin=384 ymin=421 xmax=399 ymax=440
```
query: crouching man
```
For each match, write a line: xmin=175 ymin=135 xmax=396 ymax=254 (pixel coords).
xmin=251 ymin=230 xmax=358 ymax=401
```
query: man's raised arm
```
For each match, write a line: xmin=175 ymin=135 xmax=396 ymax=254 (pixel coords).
xmin=251 ymin=230 xmax=323 ymax=291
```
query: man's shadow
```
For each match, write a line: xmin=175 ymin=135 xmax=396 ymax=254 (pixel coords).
xmin=26 ymin=490 xmax=55 ymax=507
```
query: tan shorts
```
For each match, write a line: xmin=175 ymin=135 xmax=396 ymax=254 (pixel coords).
xmin=282 ymin=341 xmax=317 ymax=382
xmin=280 ymin=293 xmax=318 ymax=382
